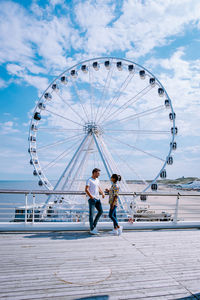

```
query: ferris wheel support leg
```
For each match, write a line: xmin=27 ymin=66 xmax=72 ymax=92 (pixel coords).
xmin=92 ymin=133 xmax=111 ymax=179
xmin=98 ymin=136 xmax=130 ymax=214
xmin=66 ymin=136 xmax=93 ymax=192
xmin=66 ymin=137 xmax=94 ymax=213
xmin=97 ymin=136 xmax=123 ymax=209
xmin=92 ymin=133 xmax=126 ymax=213
xmin=60 ymin=135 xmax=91 ymax=192
xmin=41 ymin=134 xmax=89 ymax=218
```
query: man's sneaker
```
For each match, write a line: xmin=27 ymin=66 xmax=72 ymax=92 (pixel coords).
xmin=90 ymin=228 xmax=99 ymax=235
xmin=118 ymin=226 xmax=123 ymax=235
xmin=109 ymin=228 xmax=118 ymax=235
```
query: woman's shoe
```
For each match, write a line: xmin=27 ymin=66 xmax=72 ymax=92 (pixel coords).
xmin=118 ymin=226 xmax=123 ymax=235
xmin=109 ymin=228 xmax=118 ymax=235
xmin=90 ymin=228 xmax=99 ymax=235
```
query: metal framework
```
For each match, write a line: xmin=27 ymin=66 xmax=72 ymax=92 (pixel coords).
xmin=28 ymin=57 xmax=177 ymax=217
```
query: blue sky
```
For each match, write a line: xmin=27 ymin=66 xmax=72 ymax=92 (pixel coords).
xmin=0 ymin=0 xmax=200 ymax=181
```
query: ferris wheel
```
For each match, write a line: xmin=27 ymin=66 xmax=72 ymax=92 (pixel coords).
xmin=28 ymin=57 xmax=177 ymax=212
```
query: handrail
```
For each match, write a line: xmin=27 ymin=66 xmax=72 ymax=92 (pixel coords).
xmin=0 ymin=188 xmax=200 ymax=230
xmin=0 ymin=189 xmax=199 ymax=197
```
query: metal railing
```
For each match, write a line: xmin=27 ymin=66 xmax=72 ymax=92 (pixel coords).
xmin=0 ymin=189 xmax=200 ymax=230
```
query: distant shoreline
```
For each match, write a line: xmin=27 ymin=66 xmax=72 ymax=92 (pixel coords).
xmin=0 ymin=177 xmax=199 ymax=185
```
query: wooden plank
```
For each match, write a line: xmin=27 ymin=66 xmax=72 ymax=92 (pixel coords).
xmin=0 ymin=230 xmax=200 ymax=299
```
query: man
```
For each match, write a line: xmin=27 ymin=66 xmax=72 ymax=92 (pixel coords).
xmin=85 ymin=168 xmax=105 ymax=235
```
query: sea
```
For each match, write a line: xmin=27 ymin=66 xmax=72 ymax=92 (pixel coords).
xmin=0 ymin=180 xmax=47 ymax=222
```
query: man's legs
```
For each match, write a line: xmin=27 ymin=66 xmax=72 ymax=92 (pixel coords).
xmin=93 ymin=199 xmax=103 ymax=229
xmin=88 ymin=198 xmax=95 ymax=231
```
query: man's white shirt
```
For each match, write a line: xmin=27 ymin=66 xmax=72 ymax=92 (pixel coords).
xmin=86 ymin=177 xmax=100 ymax=199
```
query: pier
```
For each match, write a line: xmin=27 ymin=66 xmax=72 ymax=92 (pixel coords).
xmin=0 ymin=189 xmax=200 ymax=299
xmin=1 ymin=1 xmax=200 ymax=299
xmin=0 ymin=229 xmax=200 ymax=299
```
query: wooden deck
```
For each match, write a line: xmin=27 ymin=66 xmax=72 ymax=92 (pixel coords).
xmin=0 ymin=230 xmax=200 ymax=300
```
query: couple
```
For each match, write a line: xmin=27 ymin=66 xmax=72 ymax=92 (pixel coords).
xmin=85 ymin=168 xmax=123 ymax=235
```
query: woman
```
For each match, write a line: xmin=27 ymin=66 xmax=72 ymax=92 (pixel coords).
xmin=105 ymin=174 xmax=123 ymax=235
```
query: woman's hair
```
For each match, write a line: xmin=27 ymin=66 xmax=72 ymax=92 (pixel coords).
xmin=111 ymin=174 xmax=121 ymax=182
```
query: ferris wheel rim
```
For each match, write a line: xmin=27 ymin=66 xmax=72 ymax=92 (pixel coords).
xmin=28 ymin=56 xmax=177 ymax=195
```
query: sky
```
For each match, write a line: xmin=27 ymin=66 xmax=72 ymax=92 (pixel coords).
xmin=0 ymin=0 xmax=200 ymax=181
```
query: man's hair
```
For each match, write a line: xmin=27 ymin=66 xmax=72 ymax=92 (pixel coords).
xmin=92 ymin=168 xmax=101 ymax=174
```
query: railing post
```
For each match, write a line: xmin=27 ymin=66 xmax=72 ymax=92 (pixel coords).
xmin=174 ymin=193 xmax=180 ymax=224
xmin=25 ymin=193 xmax=28 ymax=224
xmin=81 ymin=195 xmax=87 ymax=224
xmin=32 ymin=193 xmax=35 ymax=224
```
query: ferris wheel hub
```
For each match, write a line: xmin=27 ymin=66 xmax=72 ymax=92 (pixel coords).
xmin=83 ymin=122 xmax=103 ymax=135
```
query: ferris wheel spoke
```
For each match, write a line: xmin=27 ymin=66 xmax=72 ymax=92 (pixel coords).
xmin=94 ymin=60 xmax=114 ymax=123
xmin=103 ymin=105 xmax=165 ymax=127
xmin=56 ymin=92 xmax=86 ymax=123
xmin=106 ymin=144 xmax=149 ymax=186
xmin=43 ymin=138 xmax=81 ymax=171
xmin=104 ymin=134 xmax=165 ymax=162
xmin=38 ymin=127 xmax=82 ymax=132
xmin=97 ymin=72 xmax=133 ymax=124
xmin=88 ymin=62 xmax=95 ymax=121
xmin=101 ymin=84 xmax=152 ymax=125
xmin=97 ymin=73 xmax=131 ymax=123
xmin=45 ymin=108 xmax=83 ymax=127
xmin=71 ymin=79 xmax=90 ymax=122
xmin=98 ymin=73 xmax=135 ymax=124
xmin=105 ymin=129 xmax=170 ymax=135
xmin=37 ymin=133 xmax=85 ymax=151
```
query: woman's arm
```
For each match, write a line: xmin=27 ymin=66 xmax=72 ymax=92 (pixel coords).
xmin=110 ymin=196 xmax=118 ymax=208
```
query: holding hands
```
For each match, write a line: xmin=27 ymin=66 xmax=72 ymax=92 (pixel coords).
xmin=105 ymin=188 xmax=109 ymax=194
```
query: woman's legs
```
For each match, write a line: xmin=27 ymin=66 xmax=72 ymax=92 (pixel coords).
xmin=109 ymin=206 xmax=119 ymax=228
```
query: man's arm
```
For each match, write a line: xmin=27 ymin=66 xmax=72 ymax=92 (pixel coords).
xmin=85 ymin=185 xmax=93 ymax=199
xmin=99 ymin=187 xmax=105 ymax=198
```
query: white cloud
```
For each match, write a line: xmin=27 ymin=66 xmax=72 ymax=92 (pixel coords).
xmin=73 ymin=0 xmax=200 ymax=58
xmin=75 ymin=1 xmax=115 ymax=32
xmin=145 ymin=48 xmax=200 ymax=137
xmin=6 ymin=64 xmax=25 ymax=76
xmin=0 ymin=0 xmax=80 ymax=80
xmin=122 ymin=0 xmax=200 ymax=58
xmin=0 ymin=78 xmax=8 ymax=89
xmin=4 ymin=121 xmax=13 ymax=126
xmin=0 ymin=2 xmax=34 ymax=64
xmin=6 ymin=63 xmax=49 ymax=92
xmin=1 ymin=0 xmax=200 ymax=88
xmin=0 ymin=121 xmax=19 ymax=134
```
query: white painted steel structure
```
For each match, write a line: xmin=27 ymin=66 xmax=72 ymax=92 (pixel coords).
xmin=0 ymin=189 xmax=200 ymax=231
xmin=28 ymin=57 xmax=177 ymax=217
